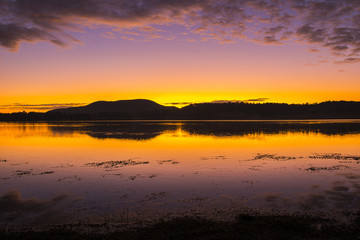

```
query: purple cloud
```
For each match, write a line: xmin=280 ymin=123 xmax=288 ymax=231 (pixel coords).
xmin=1 ymin=0 xmax=360 ymax=62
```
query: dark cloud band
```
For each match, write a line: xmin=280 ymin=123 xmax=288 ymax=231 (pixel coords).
xmin=1 ymin=0 xmax=360 ymax=63
xmin=0 ymin=103 xmax=85 ymax=111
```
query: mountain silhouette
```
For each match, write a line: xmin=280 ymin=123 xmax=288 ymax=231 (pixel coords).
xmin=179 ymin=101 xmax=360 ymax=120
xmin=48 ymin=99 xmax=176 ymax=115
xmin=46 ymin=99 xmax=179 ymax=120
xmin=1 ymin=100 xmax=360 ymax=121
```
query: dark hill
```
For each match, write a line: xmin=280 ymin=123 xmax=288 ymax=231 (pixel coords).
xmin=46 ymin=99 xmax=179 ymax=120
xmin=48 ymin=99 xmax=174 ymax=114
xmin=180 ymin=101 xmax=360 ymax=119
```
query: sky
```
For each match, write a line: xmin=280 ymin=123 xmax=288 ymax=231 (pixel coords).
xmin=1 ymin=0 xmax=360 ymax=113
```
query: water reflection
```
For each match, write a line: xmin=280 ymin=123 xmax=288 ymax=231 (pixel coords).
xmin=1 ymin=120 xmax=360 ymax=226
xmin=50 ymin=122 xmax=179 ymax=140
xmin=2 ymin=120 xmax=360 ymax=141
xmin=180 ymin=120 xmax=360 ymax=137
xmin=46 ymin=120 xmax=360 ymax=140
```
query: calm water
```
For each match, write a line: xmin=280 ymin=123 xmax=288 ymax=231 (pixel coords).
xmin=1 ymin=120 xmax=360 ymax=225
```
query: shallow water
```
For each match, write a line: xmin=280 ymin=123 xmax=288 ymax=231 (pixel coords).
xmin=1 ymin=120 xmax=360 ymax=225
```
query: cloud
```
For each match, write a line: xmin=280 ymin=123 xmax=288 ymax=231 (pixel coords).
xmin=296 ymin=24 xmax=326 ymax=43
xmin=165 ymin=102 xmax=194 ymax=106
xmin=209 ymin=98 xmax=269 ymax=103
xmin=165 ymin=98 xmax=269 ymax=106
xmin=0 ymin=23 xmax=66 ymax=51
xmin=1 ymin=0 xmax=360 ymax=62
xmin=335 ymin=57 xmax=360 ymax=64
xmin=245 ymin=98 xmax=269 ymax=102
xmin=308 ymin=48 xmax=320 ymax=53
xmin=254 ymin=179 xmax=360 ymax=211
xmin=209 ymin=100 xmax=243 ymax=104
xmin=0 ymin=103 xmax=86 ymax=111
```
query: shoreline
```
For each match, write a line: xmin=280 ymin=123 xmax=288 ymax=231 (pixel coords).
xmin=1 ymin=209 xmax=359 ymax=239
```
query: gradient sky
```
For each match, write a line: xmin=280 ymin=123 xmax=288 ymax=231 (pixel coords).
xmin=1 ymin=0 xmax=360 ymax=113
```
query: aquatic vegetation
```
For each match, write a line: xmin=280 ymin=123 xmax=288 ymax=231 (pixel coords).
xmin=10 ymin=170 xmax=55 ymax=177
xmin=129 ymin=174 xmax=140 ymax=181
xmin=57 ymin=176 xmax=81 ymax=182
xmin=309 ymin=154 xmax=360 ymax=161
xmin=305 ymin=165 xmax=350 ymax=172
xmin=127 ymin=174 xmax=158 ymax=181
xmin=200 ymin=156 xmax=228 ymax=160
xmin=104 ymin=173 xmax=123 ymax=177
xmin=85 ymin=159 xmax=149 ymax=168
xmin=37 ymin=171 xmax=55 ymax=175
xmin=12 ymin=170 xmax=32 ymax=177
xmin=253 ymin=154 xmax=296 ymax=161
xmin=52 ymin=163 xmax=74 ymax=168
xmin=158 ymin=160 xmax=179 ymax=165
xmin=248 ymin=165 xmax=262 ymax=171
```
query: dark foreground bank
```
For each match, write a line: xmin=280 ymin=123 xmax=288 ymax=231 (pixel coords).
xmin=1 ymin=213 xmax=360 ymax=240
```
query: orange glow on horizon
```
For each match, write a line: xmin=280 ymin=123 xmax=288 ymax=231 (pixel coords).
xmin=1 ymin=90 xmax=360 ymax=113
xmin=1 ymin=1 xmax=360 ymax=114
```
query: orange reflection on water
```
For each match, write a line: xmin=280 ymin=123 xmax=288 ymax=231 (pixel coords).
xmin=1 ymin=122 xmax=360 ymax=160
xmin=1 ymin=121 xmax=360 ymax=217
xmin=0 ymin=121 xmax=359 ymax=173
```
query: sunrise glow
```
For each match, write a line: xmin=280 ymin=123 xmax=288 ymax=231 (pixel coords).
xmin=1 ymin=0 xmax=360 ymax=113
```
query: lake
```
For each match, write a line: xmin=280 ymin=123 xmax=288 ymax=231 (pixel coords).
xmin=1 ymin=120 xmax=360 ymax=226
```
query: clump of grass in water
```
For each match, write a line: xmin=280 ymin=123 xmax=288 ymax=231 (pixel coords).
xmin=158 ymin=159 xmax=179 ymax=165
xmin=253 ymin=153 xmax=297 ymax=161
xmin=11 ymin=170 xmax=55 ymax=177
xmin=305 ymin=165 xmax=350 ymax=172
xmin=37 ymin=171 xmax=55 ymax=175
xmin=12 ymin=170 xmax=32 ymax=176
xmin=85 ymin=159 xmax=149 ymax=168
xmin=309 ymin=153 xmax=360 ymax=161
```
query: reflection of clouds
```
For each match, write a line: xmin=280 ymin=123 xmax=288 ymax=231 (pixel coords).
xmin=254 ymin=177 xmax=360 ymax=212
xmin=340 ymin=173 xmax=360 ymax=180
xmin=297 ymin=193 xmax=327 ymax=210
xmin=0 ymin=190 xmax=82 ymax=225
xmin=262 ymin=193 xmax=291 ymax=209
